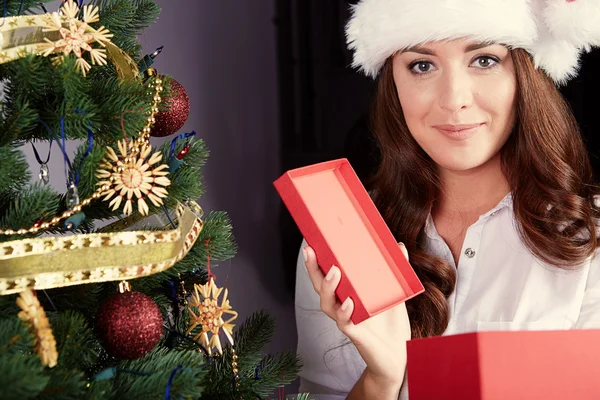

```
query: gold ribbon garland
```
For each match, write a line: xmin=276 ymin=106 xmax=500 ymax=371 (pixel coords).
xmin=0 ymin=202 xmax=203 ymax=295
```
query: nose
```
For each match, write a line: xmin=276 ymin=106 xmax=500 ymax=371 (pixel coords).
xmin=437 ymin=67 xmax=473 ymax=113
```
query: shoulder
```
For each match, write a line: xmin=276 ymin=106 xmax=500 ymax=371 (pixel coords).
xmin=585 ymin=248 xmax=600 ymax=291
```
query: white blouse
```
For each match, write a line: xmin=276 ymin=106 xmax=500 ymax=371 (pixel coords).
xmin=294 ymin=193 xmax=600 ymax=399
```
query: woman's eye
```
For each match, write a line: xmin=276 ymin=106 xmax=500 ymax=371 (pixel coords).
xmin=472 ymin=56 xmax=499 ymax=69
xmin=410 ymin=61 xmax=434 ymax=74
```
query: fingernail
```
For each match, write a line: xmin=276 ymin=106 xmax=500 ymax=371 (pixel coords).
xmin=341 ymin=297 xmax=351 ymax=311
xmin=302 ymin=247 xmax=308 ymax=262
xmin=325 ymin=267 xmax=336 ymax=281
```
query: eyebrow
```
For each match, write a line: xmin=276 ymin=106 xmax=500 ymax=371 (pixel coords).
xmin=401 ymin=41 xmax=496 ymax=55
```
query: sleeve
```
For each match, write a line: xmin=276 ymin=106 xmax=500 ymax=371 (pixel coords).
xmin=294 ymin=239 xmax=366 ymax=399
xmin=574 ymin=252 xmax=600 ymax=328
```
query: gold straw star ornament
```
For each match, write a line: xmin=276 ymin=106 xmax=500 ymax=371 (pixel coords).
xmin=186 ymin=278 xmax=238 ymax=355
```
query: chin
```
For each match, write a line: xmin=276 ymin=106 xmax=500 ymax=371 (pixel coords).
xmin=432 ymin=155 xmax=491 ymax=173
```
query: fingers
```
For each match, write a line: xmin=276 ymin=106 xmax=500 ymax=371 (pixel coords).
xmin=335 ymin=296 xmax=355 ymax=332
xmin=319 ymin=265 xmax=342 ymax=318
xmin=398 ymin=242 xmax=409 ymax=262
xmin=304 ymin=245 xmax=344 ymax=319
xmin=303 ymin=246 xmax=324 ymax=293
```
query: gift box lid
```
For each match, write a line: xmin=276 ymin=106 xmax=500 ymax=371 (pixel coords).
xmin=407 ymin=329 xmax=600 ymax=400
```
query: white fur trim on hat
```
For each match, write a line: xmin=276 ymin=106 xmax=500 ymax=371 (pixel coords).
xmin=543 ymin=0 xmax=600 ymax=49
xmin=345 ymin=0 xmax=600 ymax=85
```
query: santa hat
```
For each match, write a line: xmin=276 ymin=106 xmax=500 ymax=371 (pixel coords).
xmin=345 ymin=0 xmax=600 ymax=85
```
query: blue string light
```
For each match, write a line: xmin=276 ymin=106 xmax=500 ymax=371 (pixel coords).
xmin=74 ymin=128 xmax=94 ymax=186
xmin=169 ymin=130 xmax=196 ymax=159
xmin=164 ymin=365 xmax=183 ymax=400
xmin=168 ymin=280 xmax=178 ymax=302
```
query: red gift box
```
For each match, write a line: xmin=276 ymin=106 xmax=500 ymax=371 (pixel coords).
xmin=273 ymin=158 xmax=423 ymax=324
xmin=407 ymin=330 xmax=600 ymax=399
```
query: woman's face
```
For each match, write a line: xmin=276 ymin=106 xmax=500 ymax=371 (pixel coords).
xmin=392 ymin=39 xmax=517 ymax=174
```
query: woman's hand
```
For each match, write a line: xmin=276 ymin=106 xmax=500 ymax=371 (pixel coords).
xmin=303 ymin=244 xmax=412 ymax=392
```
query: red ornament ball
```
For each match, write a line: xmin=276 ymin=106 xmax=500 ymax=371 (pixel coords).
xmin=150 ymin=77 xmax=190 ymax=137
xmin=96 ymin=291 xmax=163 ymax=360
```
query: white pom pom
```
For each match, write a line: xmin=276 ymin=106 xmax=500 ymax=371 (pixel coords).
xmin=543 ymin=0 xmax=600 ymax=47
xmin=531 ymin=37 xmax=582 ymax=85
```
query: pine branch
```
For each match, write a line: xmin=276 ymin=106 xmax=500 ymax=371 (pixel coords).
xmin=37 ymin=368 xmax=88 ymax=400
xmin=41 ymin=285 xmax=104 ymax=322
xmin=0 ymin=98 xmax=39 ymax=146
xmin=0 ymin=145 xmax=31 ymax=202
xmin=0 ymin=183 xmax=60 ymax=240
xmin=0 ymin=353 xmax=48 ymax=399
xmin=0 ymin=317 xmax=33 ymax=356
xmin=49 ymin=311 xmax=101 ymax=371
xmin=161 ymin=139 xmax=208 ymax=204
xmin=200 ymin=311 xmax=283 ymax=398
xmin=234 ymin=310 xmax=276 ymax=369
xmin=92 ymin=0 xmax=160 ymax=58
xmin=0 ymin=295 xmax=20 ymax=319
xmin=2 ymin=0 xmax=52 ymax=16
xmin=249 ymin=352 xmax=302 ymax=398
xmin=107 ymin=347 xmax=206 ymax=399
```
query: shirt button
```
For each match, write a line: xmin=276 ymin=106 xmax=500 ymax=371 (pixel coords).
xmin=464 ymin=248 xmax=476 ymax=258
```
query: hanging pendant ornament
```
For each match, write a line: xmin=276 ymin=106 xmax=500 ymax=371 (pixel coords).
xmin=39 ymin=164 xmax=50 ymax=185
xmin=150 ymin=77 xmax=190 ymax=137
xmin=66 ymin=182 xmax=80 ymax=209
xmin=96 ymin=139 xmax=171 ymax=216
xmin=186 ymin=277 xmax=238 ymax=356
xmin=64 ymin=182 xmax=86 ymax=230
xmin=31 ymin=141 xmax=53 ymax=186
xmin=96 ymin=282 xmax=163 ymax=360
xmin=17 ymin=290 xmax=58 ymax=367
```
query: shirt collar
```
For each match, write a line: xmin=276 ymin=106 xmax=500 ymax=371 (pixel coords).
xmin=424 ymin=192 xmax=513 ymax=240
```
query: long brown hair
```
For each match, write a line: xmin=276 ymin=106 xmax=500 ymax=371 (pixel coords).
xmin=368 ymin=48 xmax=600 ymax=338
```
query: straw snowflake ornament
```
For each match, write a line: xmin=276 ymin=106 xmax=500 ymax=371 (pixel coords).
xmin=96 ymin=139 xmax=170 ymax=216
xmin=39 ymin=0 xmax=113 ymax=76
xmin=186 ymin=278 xmax=238 ymax=355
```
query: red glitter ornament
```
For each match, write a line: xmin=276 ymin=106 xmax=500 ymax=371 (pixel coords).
xmin=150 ymin=77 xmax=190 ymax=137
xmin=96 ymin=291 xmax=163 ymax=360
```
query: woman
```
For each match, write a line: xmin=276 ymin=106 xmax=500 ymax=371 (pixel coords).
xmin=294 ymin=1 xmax=600 ymax=399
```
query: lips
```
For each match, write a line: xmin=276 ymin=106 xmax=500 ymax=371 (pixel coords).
xmin=433 ymin=123 xmax=484 ymax=132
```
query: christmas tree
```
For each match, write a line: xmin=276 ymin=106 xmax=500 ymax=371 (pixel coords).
xmin=0 ymin=1 xmax=305 ymax=398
